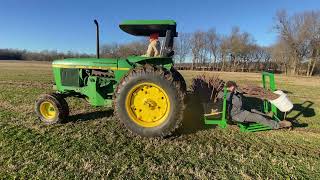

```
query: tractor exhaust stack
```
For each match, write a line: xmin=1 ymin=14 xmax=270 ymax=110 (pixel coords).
xmin=94 ymin=19 xmax=100 ymax=59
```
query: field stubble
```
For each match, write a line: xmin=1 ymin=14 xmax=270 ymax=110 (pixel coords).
xmin=0 ymin=61 xmax=319 ymax=179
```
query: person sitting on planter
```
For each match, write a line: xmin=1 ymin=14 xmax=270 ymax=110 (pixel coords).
xmin=225 ymin=81 xmax=292 ymax=129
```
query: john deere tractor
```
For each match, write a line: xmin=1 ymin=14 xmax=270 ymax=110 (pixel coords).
xmin=35 ymin=20 xmax=186 ymax=137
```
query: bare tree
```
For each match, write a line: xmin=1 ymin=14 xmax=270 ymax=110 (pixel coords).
xmin=270 ymin=40 xmax=291 ymax=74
xmin=206 ymin=28 xmax=220 ymax=69
xmin=219 ymin=36 xmax=230 ymax=71
xmin=303 ymin=11 xmax=320 ymax=76
xmin=190 ymin=31 xmax=208 ymax=69
xmin=273 ymin=10 xmax=320 ymax=75
xmin=174 ymin=33 xmax=191 ymax=64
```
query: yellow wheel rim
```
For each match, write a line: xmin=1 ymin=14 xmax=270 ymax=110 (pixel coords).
xmin=125 ymin=82 xmax=170 ymax=127
xmin=39 ymin=101 xmax=57 ymax=120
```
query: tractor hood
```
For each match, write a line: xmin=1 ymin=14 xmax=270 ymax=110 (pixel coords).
xmin=52 ymin=56 xmax=173 ymax=71
xmin=52 ymin=58 xmax=130 ymax=70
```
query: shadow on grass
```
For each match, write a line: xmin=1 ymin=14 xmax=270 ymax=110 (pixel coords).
xmin=63 ymin=109 xmax=114 ymax=123
xmin=177 ymin=92 xmax=315 ymax=135
xmin=177 ymin=93 xmax=216 ymax=135
xmin=287 ymin=101 xmax=315 ymax=128
xmin=282 ymin=90 xmax=293 ymax=94
xmin=244 ymin=96 xmax=314 ymax=128
xmin=242 ymin=96 xmax=264 ymax=112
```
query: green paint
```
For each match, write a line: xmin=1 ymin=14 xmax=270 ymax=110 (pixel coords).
xmin=127 ymin=56 xmax=173 ymax=64
xmin=119 ymin=20 xmax=177 ymax=37
xmin=203 ymin=86 xmax=227 ymax=128
xmin=52 ymin=56 xmax=174 ymax=107
xmin=238 ymin=123 xmax=272 ymax=132
xmin=120 ymin=20 xmax=176 ymax=26
xmin=262 ymin=72 xmax=279 ymax=119
xmin=53 ymin=58 xmax=119 ymax=67
xmin=81 ymin=76 xmax=113 ymax=107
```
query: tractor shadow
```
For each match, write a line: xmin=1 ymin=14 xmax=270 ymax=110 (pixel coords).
xmin=178 ymin=94 xmax=267 ymax=135
xmin=178 ymin=93 xmax=264 ymax=135
xmin=177 ymin=93 xmax=217 ymax=135
xmin=178 ymin=93 xmax=315 ymax=135
xmin=63 ymin=109 xmax=114 ymax=123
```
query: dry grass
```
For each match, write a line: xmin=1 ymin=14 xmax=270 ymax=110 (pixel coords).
xmin=0 ymin=60 xmax=319 ymax=179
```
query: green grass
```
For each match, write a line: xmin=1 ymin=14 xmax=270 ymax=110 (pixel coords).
xmin=0 ymin=61 xmax=319 ymax=179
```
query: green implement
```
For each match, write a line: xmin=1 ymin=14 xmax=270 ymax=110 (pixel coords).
xmin=204 ymin=72 xmax=280 ymax=132
xmin=203 ymin=86 xmax=227 ymax=128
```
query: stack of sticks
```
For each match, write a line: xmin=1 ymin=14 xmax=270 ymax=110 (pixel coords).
xmin=191 ymin=74 xmax=280 ymax=102
xmin=239 ymin=85 xmax=280 ymax=100
xmin=191 ymin=74 xmax=225 ymax=102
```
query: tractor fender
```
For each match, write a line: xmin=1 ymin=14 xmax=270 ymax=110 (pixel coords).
xmin=127 ymin=56 xmax=173 ymax=67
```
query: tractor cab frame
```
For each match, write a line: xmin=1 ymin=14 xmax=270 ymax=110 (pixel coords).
xmin=119 ymin=20 xmax=178 ymax=57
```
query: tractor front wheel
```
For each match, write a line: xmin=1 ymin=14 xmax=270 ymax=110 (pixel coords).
xmin=35 ymin=93 xmax=69 ymax=124
xmin=114 ymin=64 xmax=185 ymax=137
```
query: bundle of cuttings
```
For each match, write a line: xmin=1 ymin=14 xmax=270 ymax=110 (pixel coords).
xmin=191 ymin=74 xmax=225 ymax=103
xmin=240 ymin=85 xmax=280 ymax=100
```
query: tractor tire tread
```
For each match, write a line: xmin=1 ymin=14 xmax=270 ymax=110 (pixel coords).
xmin=113 ymin=64 xmax=185 ymax=137
xmin=35 ymin=93 xmax=69 ymax=124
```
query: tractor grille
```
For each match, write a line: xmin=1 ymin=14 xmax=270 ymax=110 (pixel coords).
xmin=60 ymin=68 xmax=80 ymax=87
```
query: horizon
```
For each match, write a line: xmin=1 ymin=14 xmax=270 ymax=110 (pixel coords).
xmin=1 ymin=0 xmax=319 ymax=54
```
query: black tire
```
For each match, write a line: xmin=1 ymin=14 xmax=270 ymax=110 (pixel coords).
xmin=114 ymin=64 xmax=185 ymax=137
xmin=35 ymin=93 xmax=69 ymax=124
xmin=171 ymin=67 xmax=187 ymax=92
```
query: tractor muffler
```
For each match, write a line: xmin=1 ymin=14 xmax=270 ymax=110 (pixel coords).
xmin=94 ymin=19 xmax=100 ymax=59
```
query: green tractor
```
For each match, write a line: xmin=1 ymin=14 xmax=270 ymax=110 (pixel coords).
xmin=35 ymin=20 xmax=186 ymax=137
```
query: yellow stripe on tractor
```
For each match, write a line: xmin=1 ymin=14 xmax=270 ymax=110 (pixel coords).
xmin=52 ymin=64 xmax=130 ymax=71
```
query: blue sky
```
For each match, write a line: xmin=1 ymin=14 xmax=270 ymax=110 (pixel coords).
xmin=0 ymin=0 xmax=319 ymax=54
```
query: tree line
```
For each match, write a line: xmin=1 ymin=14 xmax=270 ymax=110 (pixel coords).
xmin=173 ymin=10 xmax=320 ymax=76
xmin=1 ymin=10 xmax=319 ymax=76
xmin=0 ymin=49 xmax=93 ymax=61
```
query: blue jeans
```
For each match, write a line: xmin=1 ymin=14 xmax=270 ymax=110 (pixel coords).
xmin=232 ymin=110 xmax=279 ymax=129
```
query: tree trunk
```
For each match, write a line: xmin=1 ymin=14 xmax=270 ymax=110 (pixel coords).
xmin=309 ymin=58 xmax=317 ymax=76
xmin=191 ymin=56 xmax=195 ymax=70
xmin=232 ymin=57 xmax=237 ymax=72
xmin=221 ymin=55 xmax=225 ymax=71
xmin=213 ymin=55 xmax=217 ymax=70
xmin=241 ymin=63 xmax=245 ymax=72
xmin=306 ymin=58 xmax=312 ymax=76
xmin=292 ymin=58 xmax=298 ymax=75
xmin=285 ymin=63 xmax=288 ymax=75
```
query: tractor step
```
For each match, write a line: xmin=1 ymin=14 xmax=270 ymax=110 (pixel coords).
xmin=238 ymin=123 xmax=272 ymax=132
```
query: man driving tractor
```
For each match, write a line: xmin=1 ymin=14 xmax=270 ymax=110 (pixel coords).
xmin=145 ymin=33 xmax=161 ymax=57
xmin=225 ymin=81 xmax=292 ymax=129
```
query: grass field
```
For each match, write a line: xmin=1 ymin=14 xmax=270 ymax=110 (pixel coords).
xmin=0 ymin=60 xmax=319 ymax=179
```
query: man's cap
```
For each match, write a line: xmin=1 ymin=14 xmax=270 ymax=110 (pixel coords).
xmin=226 ymin=81 xmax=237 ymax=88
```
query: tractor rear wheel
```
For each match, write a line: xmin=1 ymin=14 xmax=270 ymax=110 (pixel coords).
xmin=171 ymin=67 xmax=187 ymax=92
xmin=35 ymin=93 xmax=69 ymax=124
xmin=114 ymin=64 xmax=185 ymax=137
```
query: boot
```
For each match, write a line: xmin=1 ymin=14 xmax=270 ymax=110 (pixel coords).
xmin=279 ymin=120 xmax=292 ymax=129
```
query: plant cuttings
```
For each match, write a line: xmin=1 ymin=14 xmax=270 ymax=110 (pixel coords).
xmin=191 ymin=74 xmax=280 ymax=102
